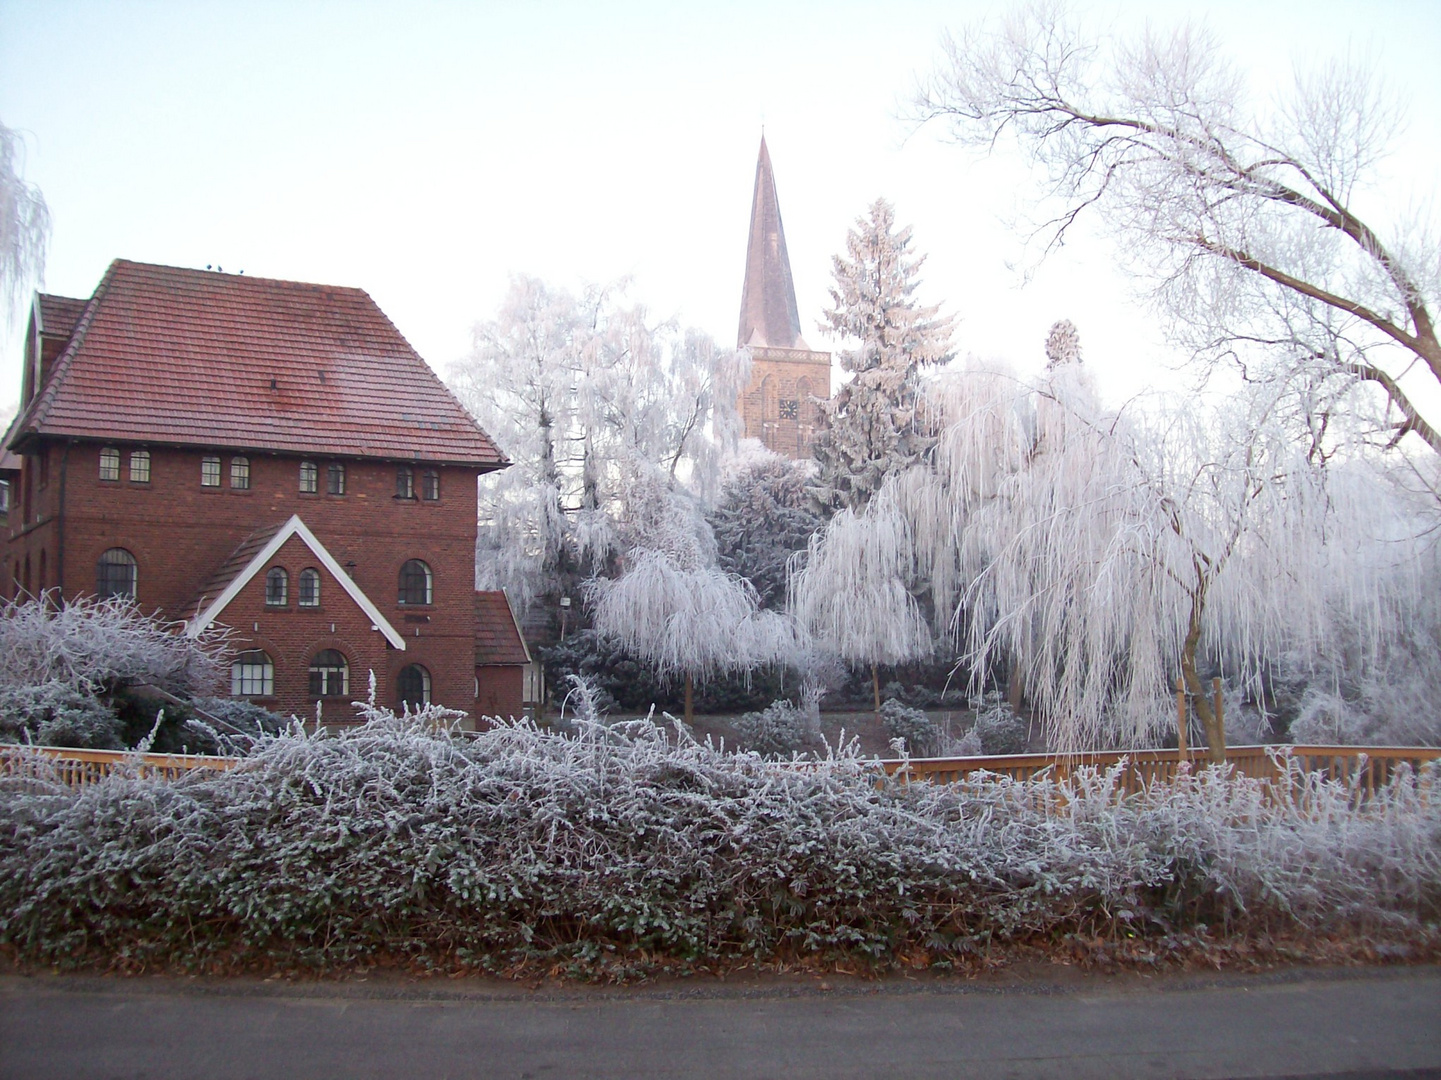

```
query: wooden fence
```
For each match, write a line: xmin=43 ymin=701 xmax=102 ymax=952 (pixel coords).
xmin=886 ymin=744 xmax=1441 ymax=800
xmin=0 ymin=744 xmax=241 ymax=787
xmin=2 ymin=742 xmax=1437 ymax=798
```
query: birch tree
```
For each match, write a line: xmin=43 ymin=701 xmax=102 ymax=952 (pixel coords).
xmin=811 ymin=199 xmax=954 ymax=513
xmin=914 ymin=5 xmax=1441 ymax=461
xmin=450 ymin=277 xmax=745 ymax=614
xmin=1 ymin=121 xmax=49 ymax=320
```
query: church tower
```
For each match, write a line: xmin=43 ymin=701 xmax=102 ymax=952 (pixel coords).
xmin=736 ymin=137 xmax=831 ymax=459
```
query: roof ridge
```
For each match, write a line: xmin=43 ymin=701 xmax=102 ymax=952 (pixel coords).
xmin=109 ymin=257 xmax=371 ymax=295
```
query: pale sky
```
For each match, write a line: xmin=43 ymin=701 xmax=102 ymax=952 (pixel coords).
xmin=2 ymin=0 xmax=1438 ymax=415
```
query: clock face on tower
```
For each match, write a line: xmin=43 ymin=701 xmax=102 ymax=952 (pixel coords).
xmin=779 ymin=399 xmax=799 ymax=420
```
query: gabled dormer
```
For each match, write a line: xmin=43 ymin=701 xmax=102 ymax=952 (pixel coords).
xmin=21 ymin=292 xmax=88 ymax=409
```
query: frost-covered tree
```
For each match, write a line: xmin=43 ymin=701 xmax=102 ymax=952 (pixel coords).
xmin=896 ymin=329 xmax=1423 ymax=756
xmin=586 ymin=467 xmax=795 ymax=722
xmin=789 ymin=490 xmax=932 ymax=716
xmin=915 ymin=5 xmax=1441 ymax=460
xmin=708 ymin=451 xmax=824 ymax=610
xmin=811 ymin=199 xmax=954 ymax=513
xmin=449 ymin=277 xmax=745 ymax=615
xmin=1 ymin=121 xmax=49 ymax=321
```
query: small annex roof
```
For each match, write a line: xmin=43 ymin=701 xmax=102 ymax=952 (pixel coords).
xmin=9 ymin=260 xmax=507 ymax=469
xmin=186 ymin=514 xmax=406 ymax=650
xmin=475 ymin=590 xmax=531 ymax=667
xmin=36 ymin=294 xmax=88 ymax=341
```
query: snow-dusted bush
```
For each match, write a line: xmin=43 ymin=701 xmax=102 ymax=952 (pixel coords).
xmin=972 ymin=693 xmax=1028 ymax=755
xmin=0 ymin=681 xmax=124 ymax=749
xmin=880 ymin=698 xmax=939 ymax=756
xmin=0 ymin=595 xmax=225 ymax=695
xmin=733 ymin=699 xmax=810 ymax=757
xmin=1 ymin=695 xmax=1436 ymax=977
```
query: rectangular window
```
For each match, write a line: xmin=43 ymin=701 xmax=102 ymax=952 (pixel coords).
xmin=231 ymin=456 xmax=251 ymax=490
xmin=201 ymin=456 xmax=221 ymax=487
xmin=299 ymin=460 xmax=318 ymax=493
xmin=99 ymin=447 xmax=120 ymax=482
xmin=396 ymin=466 xmax=414 ymax=499
xmin=421 ymin=469 xmax=440 ymax=501
xmin=128 ymin=450 xmax=151 ymax=483
xmin=327 ymin=463 xmax=345 ymax=495
xmin=0 ymin=479 xmax=9 ymax=515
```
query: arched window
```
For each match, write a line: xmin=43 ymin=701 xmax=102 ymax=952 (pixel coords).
xmin=98 ymin=447 xmax=120 ymax=481
xmin=326 ymin=463 xmax=346 ymax=495
xmin=299 ymin=460 xmax=318 ymax=494
xmin=129 ymin=450 xmax=151 ymax=483
xmin=230 ymin=456 xmax=251 ymax=490
xmin=398 ymin=559 xmax=432 ymax=605
xmin=308 ymin=649 xmax=349 ymax=697
xmin=265 ymin=566 xmax=288 ymax=606
xmin=231 ymin=651 xmax=274 ymax=697
xmin=421 ymin=469 xmax=440 ymax=501
xmin=396 ymin=664 xmax=431 ymax=710
xmin=298 ymin=567 xmax=321 ymax=607
xmin=96 ymin=548 xmax=137 ymax=599
xmin=395 ymin=466 xmax=415 ymax=499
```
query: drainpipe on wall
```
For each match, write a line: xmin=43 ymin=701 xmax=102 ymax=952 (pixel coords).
xmin=55 ymin=441 xmax=71 ymax=597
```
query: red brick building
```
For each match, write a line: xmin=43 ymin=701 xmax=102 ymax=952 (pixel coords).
xmin=1 ymin=259 xmax=531 ymax=723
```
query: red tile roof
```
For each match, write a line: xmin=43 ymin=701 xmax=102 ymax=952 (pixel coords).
xmin=36 ymin=294 xmax=87 ymax=340
xmin=9 ymin=260 xmax=507 ymax=469
xmin=475 ymin=591 xmax=531 ymax=667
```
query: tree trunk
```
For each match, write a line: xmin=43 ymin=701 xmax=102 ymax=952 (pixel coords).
xmin=1007 ymin=663 xmax=1025 ymax=713
xmin=684 ymin=672 xmax=694 ymax=726
xmin=1180 ymin=580 xmax=1226 ymax=763
xmin=872 ymin=663 xmax=881 ymax=718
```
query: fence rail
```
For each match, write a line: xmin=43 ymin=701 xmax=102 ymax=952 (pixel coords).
xmin=3 ymin=742 xmax=1438 ymax=796
xmin=0 ymin=745 xmax=241 ymax=787
xmin=886 ymin=744 xmax=1441 ymax=799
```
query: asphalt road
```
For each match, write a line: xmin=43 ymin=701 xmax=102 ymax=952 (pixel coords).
xmin=2 ymin=965 xmax=1438 ymax=1079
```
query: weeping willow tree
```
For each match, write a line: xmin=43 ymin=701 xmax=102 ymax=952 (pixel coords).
xmin=1 ymin=121 xmax=49 ymax=319
xmin=788 ymin=492 xmax=932 ymax=716
xmin=897 ymin=338 xmax=1409 ymax=756
xmin=584 ymin=467 xmax=796 ymax=723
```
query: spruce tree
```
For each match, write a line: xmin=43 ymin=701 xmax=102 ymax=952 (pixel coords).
xmin=811 ymin=198 xmax=953 ymax=513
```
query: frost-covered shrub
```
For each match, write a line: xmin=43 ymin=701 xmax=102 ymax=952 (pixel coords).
xmin=733 ymin=699 xmax=810 ymax=757
xmin=1288 ymin=690 xmax=1367 ymax=746
xmin=2 ymin=698 xmax=1437 ymax=978
xmin=0 ymin=681 xmax=125 ymax=749
xmin=880 ymin=698 xmax=939 ymax=756
xmin=881 ymin=679 xmax=967 ymax=710
xmin=190 ymin=697 xmax=288 ymax=737
xmin=0 ymin=595 xmax=225 ymax=695
xmin=972 ymin=693 xmax=1028 ymax=755
xmin=949 ymin=727 xmax=984 ymax=756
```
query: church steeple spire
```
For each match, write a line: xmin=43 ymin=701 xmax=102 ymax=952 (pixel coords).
xmin=737 ymin=136 xmax=808 ymax=350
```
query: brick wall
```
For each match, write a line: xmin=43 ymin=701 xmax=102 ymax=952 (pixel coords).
xmin=741 ymin=346 xmax=831 ymax=459
xmin=4 ymin=440 xmax=484 ymax=721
